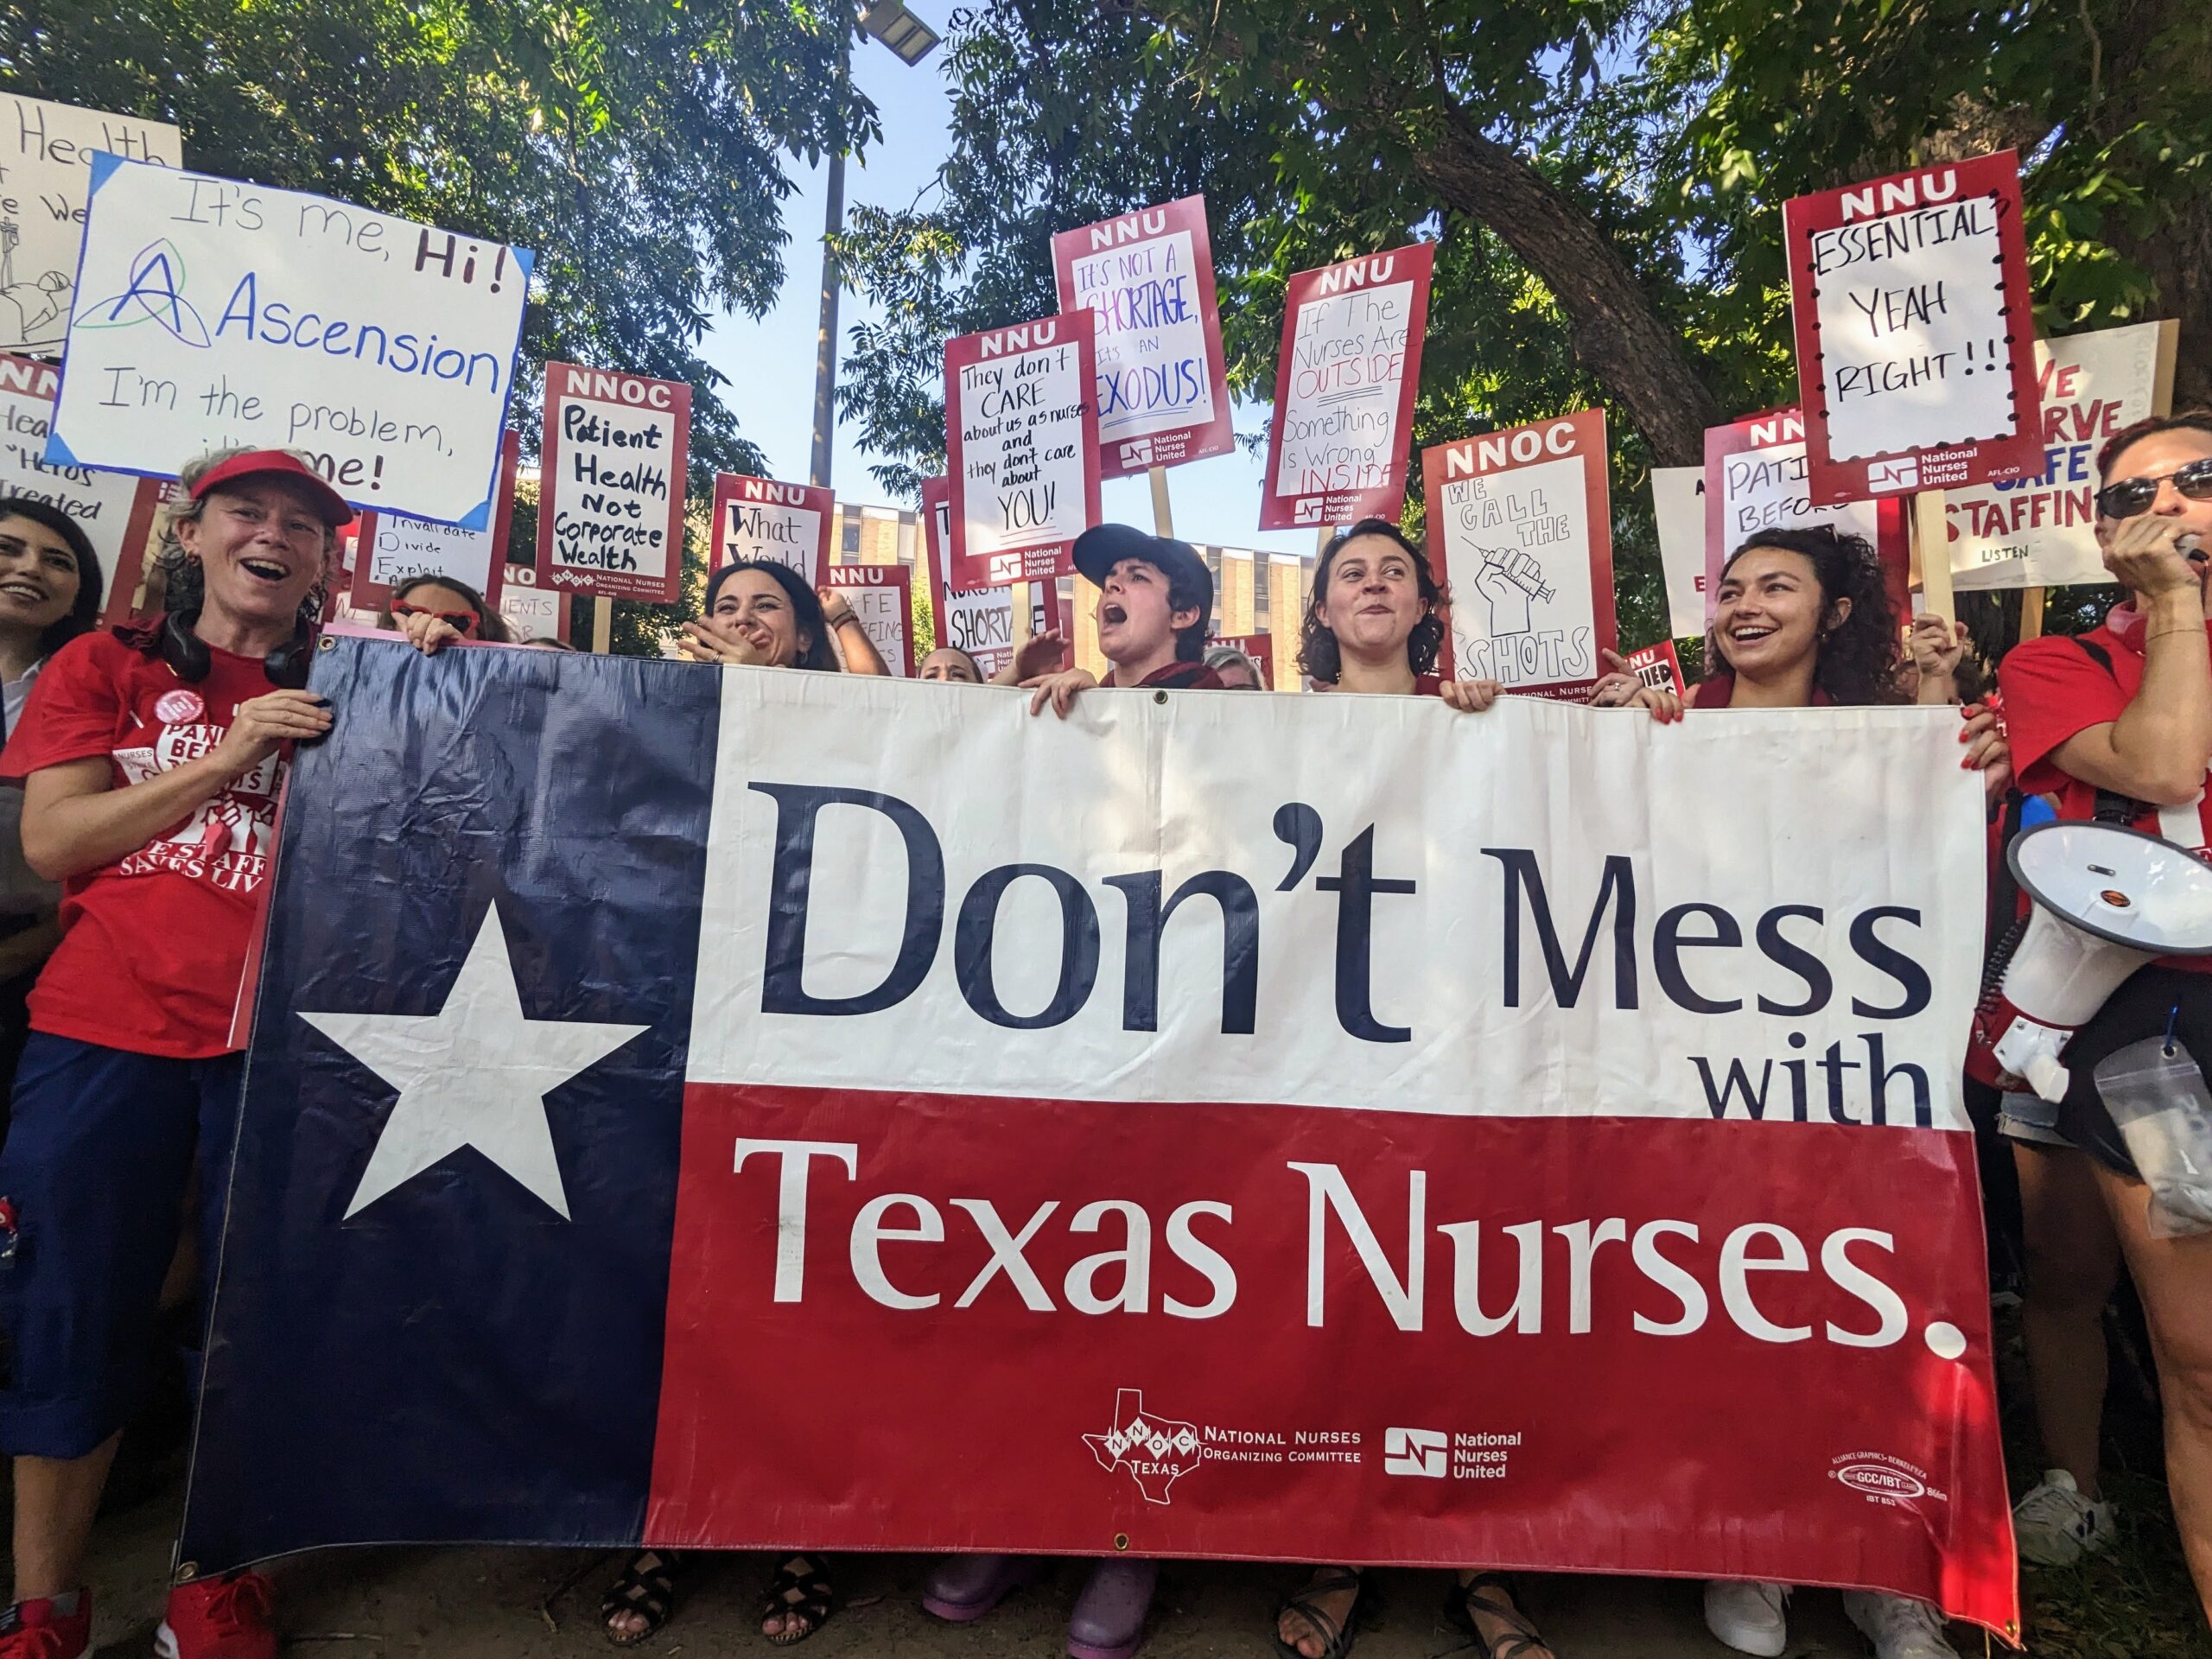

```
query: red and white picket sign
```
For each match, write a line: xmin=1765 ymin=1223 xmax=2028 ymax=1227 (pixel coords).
xmin=1260 ymin=243 xmax=1436 ymax=531
xmin=1209 ymin=632 xmax=1275 ymax=689
xmin=823 ymin=563 xmax=916 ymax=677
xmin=1052 ymin=195 xmax=1234 ymax=478
xmin=536 ymin=362 xmax=691 ymax=603
xmin=709 ymin=474 xmax=831 ymax=587
xmin=351 ymin=430 xmax=519 ymax=613
xmin=945 ymin=314 xmax=1103 ymax=588
xmin=495 ymin=562 xmax=571 ymax=645
xmin=1784 ymin=150 xmax=2043 ymax=504
xmin=1627 ymin=639 xmax=1685 ymax=698
xmin=1703 ymin=407 xmax=1910 ymax=625
xmin=0 ymin=354 xmax=167 ymax=622
xmin=919 ymin=475 xmax=1062 ymax=678
xmin=1421 ymin=410 xmax=1615 ymax=701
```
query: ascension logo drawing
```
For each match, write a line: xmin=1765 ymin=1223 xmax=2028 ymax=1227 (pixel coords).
xmin=75 ymin=240 xmax=213 ymax=347
xmin=1083 ymin=1389 xmax=1203 ymax=1505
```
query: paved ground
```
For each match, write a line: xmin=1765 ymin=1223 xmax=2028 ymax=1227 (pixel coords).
xmin=73 ymin=1481 xmax=1913 ymax=1659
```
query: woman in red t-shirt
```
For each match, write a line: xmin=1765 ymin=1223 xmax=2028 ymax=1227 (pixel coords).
xmin=1624 ymin=524 xmax=2005 ymax=1659
xmin=0 ymin=448 xmax=419 ymax=1659
xmin=1996 ymin=410 xmax=2212 ymax=1627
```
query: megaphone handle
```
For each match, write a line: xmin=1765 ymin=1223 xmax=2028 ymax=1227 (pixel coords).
xmin=2024 ymin=1052 xmax=2070 ymax=1104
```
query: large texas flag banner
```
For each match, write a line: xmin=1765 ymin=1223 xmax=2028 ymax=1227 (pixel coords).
xmin=182 ymin=639 xmax=2015 ymax=1637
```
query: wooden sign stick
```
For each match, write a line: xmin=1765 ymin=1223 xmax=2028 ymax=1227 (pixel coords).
xmin=1911 ymin=491 xmax=1955 ymax=624
xmin=593 ymin=594 xmax=614 ymax=654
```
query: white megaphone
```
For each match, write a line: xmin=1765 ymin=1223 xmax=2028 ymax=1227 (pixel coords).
xmin=1970 ymin=822 xmax=2212 ymax=1103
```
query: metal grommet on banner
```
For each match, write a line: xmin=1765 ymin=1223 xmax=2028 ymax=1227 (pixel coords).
xmin=318 ymin=635 xmax=336 ymax=651
xmin=173 ymin=1560 xmax=200 ymax=1586
xmin=1113 ymin=1533 xmax=1130 ymax=1552
xmin=1152 ymin=690 xmax=1167 ymax=705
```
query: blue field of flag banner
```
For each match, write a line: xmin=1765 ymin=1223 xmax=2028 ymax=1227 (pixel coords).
xmin=183 ymin=635 xmax=719 ymax=1569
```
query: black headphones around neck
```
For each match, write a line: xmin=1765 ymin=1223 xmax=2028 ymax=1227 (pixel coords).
xmin=161 ymin=610 xmax=315 ymax=690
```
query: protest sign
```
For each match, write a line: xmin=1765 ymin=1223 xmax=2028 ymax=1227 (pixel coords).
xmin=349 ymin=429 xmax=518 ymax=613
xmin=0 ymin=94 xmax=182 ymax=354
xmin=1703 ymin=408 xmax=1909 ymax=624
xmin=536 ymin=363 xmax=691 ymax=604
xmin=1785 ymin=151 xmax=2042 ymax=503
xmin=945 ymin=314 xmax=1101 ymax=586
xmin=1628 ymin=639 xmax=1686 ymax=698
xmin=1946 ymin=321 xmax=2169 ymax=590
xmin=822 ymin=563 xmax=915 ymax=677
xmin=0 ymin=353 xmax=162 ymax=615
xmin=51 ymin=158 xmax=529 ymax=527
xmin=1209 ymin=632 xmax=1275 ymax=689
xmin=1422 ymin=410 xmax=1613 ymax=699
xmin=191 ymin=650 xmax=2013 ymax=1643
xmin=1261 ymin=245 xmax=1435 ymax=530
xmin=1052 ymin=195 xmax=1232 ymax=477
xmin=709 ymin=473 xmax=830 ymax=584
xmin=1651 ymin=465 xmax=1707 ymax=639
xmin=495 ymin=562 xmax=569 ymax=645
xmin=919 ymin=474 xmax=1059 ymax=678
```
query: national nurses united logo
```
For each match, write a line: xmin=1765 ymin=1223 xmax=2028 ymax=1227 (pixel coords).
xmin=1084 ymin=1389 xmax=1202 ymax=1505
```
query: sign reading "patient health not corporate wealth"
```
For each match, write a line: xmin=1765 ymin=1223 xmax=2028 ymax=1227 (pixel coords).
xmin=51 ymin=157 xmax=531 ymax=529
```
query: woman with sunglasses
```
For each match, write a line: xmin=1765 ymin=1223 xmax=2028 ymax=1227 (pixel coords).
xmin=379 ymin=574 xmax=513 ymax=646
xmin=601 ymin=553 xmax=840 ymax=1653
xmin=0 ymin=500 xmax=104 ymax=1131
xmin=1997 ymin=410 xmax=2212 ymax=1629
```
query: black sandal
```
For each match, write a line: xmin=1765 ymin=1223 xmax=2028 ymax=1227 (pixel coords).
xmin=1274 ymin=1567 xmax=1370 ymax=1659
xmin=760 ymin=1554 xmax=837 ymax=1646
xmin=601 ymin=1548 xmax=684 ymax=1647
xmin=1443 ymin=1573 xmax=1553 ymax=1659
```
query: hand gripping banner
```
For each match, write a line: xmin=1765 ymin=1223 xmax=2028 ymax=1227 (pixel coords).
xmin=185 ymin=643 xmax=2015 ymax=1639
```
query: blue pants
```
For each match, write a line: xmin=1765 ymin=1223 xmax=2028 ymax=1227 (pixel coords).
xmin=0 ymin=1033 xmax=243 ymax=1459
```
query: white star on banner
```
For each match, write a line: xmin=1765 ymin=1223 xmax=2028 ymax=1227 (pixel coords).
xmin=302 ymin=905 xmax=650 ymax=1220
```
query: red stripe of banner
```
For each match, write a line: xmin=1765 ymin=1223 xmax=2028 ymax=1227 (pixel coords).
xmin=647 ymin=1084 xmax=2014 ymax=1634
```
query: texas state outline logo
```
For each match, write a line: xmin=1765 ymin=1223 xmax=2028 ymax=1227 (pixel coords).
xmin=1083 ymin=1388 xmax=1203 ymax=1506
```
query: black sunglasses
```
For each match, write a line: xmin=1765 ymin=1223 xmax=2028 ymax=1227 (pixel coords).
xmin=2095 ymin=456 xmax=2212 ymax=520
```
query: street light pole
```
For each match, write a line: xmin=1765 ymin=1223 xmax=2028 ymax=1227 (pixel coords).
xmin=807 ymin=4 xmax=939 ymax=494
xmin=808 ymin=22 xmax=850 ymax=492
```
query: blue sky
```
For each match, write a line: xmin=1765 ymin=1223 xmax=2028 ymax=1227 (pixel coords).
xmin=696 ymin=29 xmax=1320 ymax=556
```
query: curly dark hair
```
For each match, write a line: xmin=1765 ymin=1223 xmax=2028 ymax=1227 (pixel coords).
xmin=1298 ymin=518 xmax=1450 ymax=684
xmin=0 ymin=498 xmax=105 ymax=659
xmin=704 ymin=559 xmax=840 ymax=671
xmin=1708 ymin=525 xmax=1906 ymax=708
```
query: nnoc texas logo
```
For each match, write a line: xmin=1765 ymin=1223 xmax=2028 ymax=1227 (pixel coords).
xmin=1084 ymin=1389 xmax=1202 ymax=1505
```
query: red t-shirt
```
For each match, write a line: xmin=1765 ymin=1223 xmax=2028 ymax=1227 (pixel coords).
xmin=1314 ymin=675 xmax=1445 ymax=696
xmin=1691 ymin=673 xmax=1834 ymax=709
xmin=2001 ymin=608 xmax=2212 ymax=972
xmin=1116 ymin=661 xmax=1225 ymax=690
xmin=0 ymin=632 xmax=289 ymax=1058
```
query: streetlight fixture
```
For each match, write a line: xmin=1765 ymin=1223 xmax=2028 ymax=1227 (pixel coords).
xmin=810 ymin=4 xmax=943 ymax=491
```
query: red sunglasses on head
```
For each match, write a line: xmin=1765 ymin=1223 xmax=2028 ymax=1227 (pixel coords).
xmin=391 ymin=599 xmax=480 ymax=635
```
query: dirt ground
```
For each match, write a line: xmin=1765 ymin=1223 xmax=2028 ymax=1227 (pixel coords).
xmin=73 ymin=1480 xmax=1913 ymax=1659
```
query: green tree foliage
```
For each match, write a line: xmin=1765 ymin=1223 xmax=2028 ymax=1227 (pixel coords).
xmin=836 ymin=0 xmax=2209 ymax=647
xmin=3 ymin=0 xmax=876 ymax=650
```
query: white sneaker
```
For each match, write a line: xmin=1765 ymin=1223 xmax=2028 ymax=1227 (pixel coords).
xmin=2012 ymin=1469 xmax=2116 ymax=1566
xmin=1703 ymin=1580 xmax=1789 ymax=1656
xmin=1842 ymin=1590 xmax=1961 ymax=1659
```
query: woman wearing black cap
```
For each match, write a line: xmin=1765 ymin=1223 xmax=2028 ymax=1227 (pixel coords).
xmin=0 ymin=448 xmax=366 ymax=1659
xmin=1021 ymin=524 xmax=1223 ymax=716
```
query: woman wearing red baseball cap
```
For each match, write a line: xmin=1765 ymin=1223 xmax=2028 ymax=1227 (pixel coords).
xmin=0 ymin=447 xmax=413 ymax=1659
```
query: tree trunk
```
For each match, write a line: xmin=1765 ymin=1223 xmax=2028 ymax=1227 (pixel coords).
xmin=1404 ymin=99 xmax=1724 ymax=464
